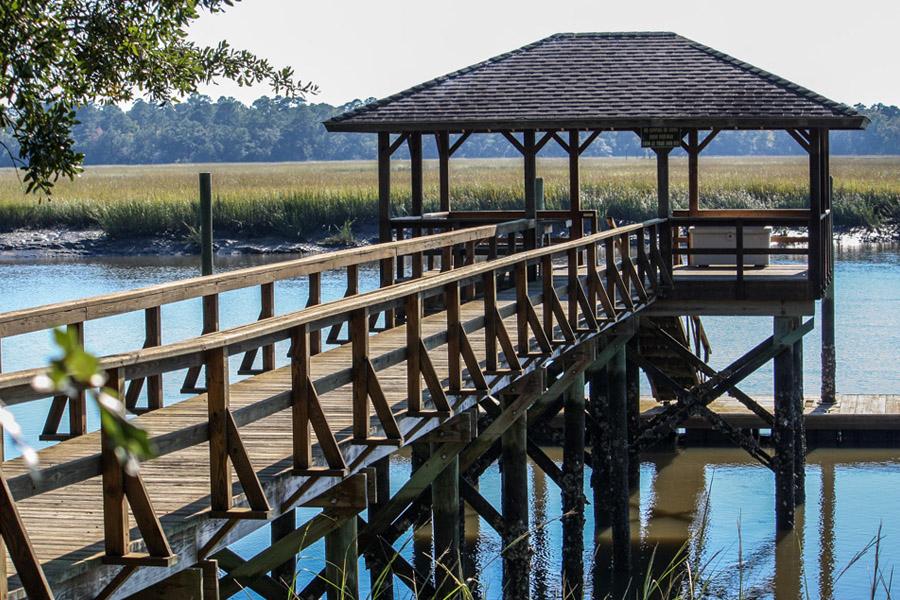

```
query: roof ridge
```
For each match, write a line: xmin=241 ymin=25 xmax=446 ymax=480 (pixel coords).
xmin=327 ymin=34 xmax=560 ymax=124
xmin=679 ymin=34 xmax=860 ymax=118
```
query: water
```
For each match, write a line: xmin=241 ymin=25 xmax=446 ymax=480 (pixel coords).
xmin=0 ymin=246 xmax=897 ymax=599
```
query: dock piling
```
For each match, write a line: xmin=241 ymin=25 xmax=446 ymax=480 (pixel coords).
xmin=561 ymin=371 xmax=586 ymax=598
xmin=324 ymin=514 xmax=359 ymax=600
xmin=501 ymin=388 xmax=531 ymax=600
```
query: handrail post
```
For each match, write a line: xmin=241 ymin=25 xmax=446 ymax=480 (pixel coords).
xmin=483 ymin=270 xmax=498 ymax=372
xmin=406 ymin=293 xmax=422 ymax=414
xmin=735 ymin=219 xmax=745 ymax=299
xmin=446 ymin=281 xmax=462 ymax=393
xmin=351 ymin=308 xmax=370 ymax=440
xmin=206 ymin=346 xmax=231 ymax=512
xmin=291 ymin=324 xmax=312 ymax=471
xmin=102 ymin=367 xmax=128 ymax=558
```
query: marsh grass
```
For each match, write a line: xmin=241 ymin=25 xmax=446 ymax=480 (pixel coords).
xmin=0 ymin=157 xmax=897 ymax=239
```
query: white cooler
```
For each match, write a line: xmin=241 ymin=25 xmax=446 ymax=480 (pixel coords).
xmin=688 ymin=226 xmax=772 ymax=267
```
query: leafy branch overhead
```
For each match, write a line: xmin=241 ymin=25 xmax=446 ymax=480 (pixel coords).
xmin=0 ymin=0 xmax=316 ymax=194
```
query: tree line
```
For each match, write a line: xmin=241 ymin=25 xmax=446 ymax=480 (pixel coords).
xmin=2 ymin=95 xmax=898 ymax=166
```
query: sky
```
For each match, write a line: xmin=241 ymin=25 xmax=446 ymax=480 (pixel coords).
xmin=189 ymin=0 xmax=899 ymax=108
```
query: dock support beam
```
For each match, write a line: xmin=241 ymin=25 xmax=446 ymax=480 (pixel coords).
xmin=561 ymin=371 xmax=586 ymax=598
xmin=773 ymin=316 xmax=803 ymax=530
xmin=626 ymin=335 xmax=641 ymax=490
xmin=432 ymin=445 xmax=461 ymax=597
xmin=821 ymin=279 xmax=836 ymax=404
xmin=607 ymin=346 xmax=631 ymax=571
xmin=501 ymin=390 xmax=531 ymax=600
xmin=368 ymin=457 xmax=394 ymax=600
xmin=270 ymin=509 xmax=296 ymax=586
xmin=411 ymin=442 xmax=433 ymax=587
xmin=325 ymin=514 xmax=359 ymax=600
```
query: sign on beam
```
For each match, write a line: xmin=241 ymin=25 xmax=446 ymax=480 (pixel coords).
xmin=640 ymin=128 xmax=684 ymax=149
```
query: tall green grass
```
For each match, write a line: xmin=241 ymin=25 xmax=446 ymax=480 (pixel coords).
xmin=0 ymin=157 xmax=897 ymax=238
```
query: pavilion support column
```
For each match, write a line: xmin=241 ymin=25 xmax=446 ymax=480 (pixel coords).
xmin=438 ymin=131 xmax=451 ymax=212
xmin=409 ymin=132 xmax=424 ymax=219
xmin=821 ymin=130 xmax=836 ymax=405
xmin=378 ymin=132 xmax=395 ymax=327
xmin=655 ymin=148 xmax=673 ymax=280
xmin=808 ymin=129 xmax=823 ymax=296
xmin=270 ymin=509 xmax=296 ymax=586
xmin=523 ymin=130 xmax=538 ymax=280
xmin=687 ymin=129 xmax=700 ymax=214
xmin=325 ymin=513 xmax=359 ymax=600
xmin=568 ymin=129 xmax=582 ymax=239
xmin=773 ymin=316 xmax=800 ymax=530
xmin=501 ymin=390 xmax=531 ymax=600
xmin=561 ymin=370 xmax=586 ymax=598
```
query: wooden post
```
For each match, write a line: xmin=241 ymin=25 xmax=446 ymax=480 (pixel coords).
xmin=351 ymin=308 xmax=369 ymax=441
xmin=655 ymin=148 xmax=673 ymax=279
xmin=607 ymin=346 xmax=631 ymax=571
xmin=68 ymin=322 xmax=87 ymax=436
xmin=626 ymin=334 xmax=641 ymax=489
xmin=409 ymin=132 xmax=424 ymax=220
xmin=432 ymin=445 xmax=461 ymax=597
xmin=378 ymin=133 xmax=394 ymax=327
xmin=792 ymin=318 xmax=806 ymax=505
xmin=369 ymin=457 xmax=394 ymax=600
xmin=561 ymin=370 xmax=586 ymax=598
xmin=822 ymin=173 xmax=836 ymax=404
xmin=589 ymin=362 xmax=611 ymax=530
xmin=438 ymin=132 xmax=451 ymax=212
xmin=199 ymin=172 xmax=214 ymax=277
xmin=524 ymin=130 xmax=538 ymax=279
xmin=808 ymin=129 xmax=822 ymax=295
xmin=411 ymin=443 xmax=433 ymax=588
xmin=568 ymin=130 xmax=582 ymax=239
xmin=207 ymin=347 xmax=231 ymax=512
xmin=270 ymin=510 xmax=296 ymax=585
xmin=325 ymin=513 xmax=358 ymax=600
xmin=687 ymin=130 xmax=699 ymax=214
xmin=501 ymin=389 xmax=530 ymax=600
xmin=773 ymin=316 xmax=797 ymax=530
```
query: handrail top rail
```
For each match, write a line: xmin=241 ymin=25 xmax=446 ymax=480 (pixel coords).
xmin=0 ymin=218 xmax=663 ymax=395
xmin=0 ymin=222 xmax=531 ymax=339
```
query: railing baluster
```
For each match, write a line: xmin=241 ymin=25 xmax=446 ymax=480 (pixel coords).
xmin=541 ymin=254 xmax=555 ymax=340
xmin=261 ymin=283 xmax=275 ymax=371
xmin=483 ymin=270 xmax=498 ymax=372
xmin=446 ymin=281 xmax=461 ymax=393
xmin=406 ymin=293 xmax=422 ymax=413
xmin=308 ymin=272 xmax=322 ymax=355
xmin=567 ymin=248 xmax=579 ymax=329
xmin=515 ymin=261 xmax=529 ymax=355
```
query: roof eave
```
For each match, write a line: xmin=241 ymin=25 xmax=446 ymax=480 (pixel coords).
xmin=324 ymin=115 xmax=870 ymax=133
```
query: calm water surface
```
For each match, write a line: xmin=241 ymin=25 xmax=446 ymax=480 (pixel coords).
xmin=0 ymin=246 xmax=897 ymax=599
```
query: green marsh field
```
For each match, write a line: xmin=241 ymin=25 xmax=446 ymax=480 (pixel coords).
xmin=0 ymin=156 xmax=897 ymax=239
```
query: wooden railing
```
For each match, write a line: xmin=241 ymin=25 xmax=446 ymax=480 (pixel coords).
xmin=0 ymin=221 xmax=533 ymax=441
xmin=0 ymin=218 xmax=666 ymax=596
xmin=669 ymin=209 xmax=824 ymax=298
xmin=391 ymin=209 xmax=599 ymax=249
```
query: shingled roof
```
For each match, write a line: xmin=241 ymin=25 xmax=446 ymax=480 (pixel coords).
xmin=325 ymin=32 xmax=867 ymax=132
